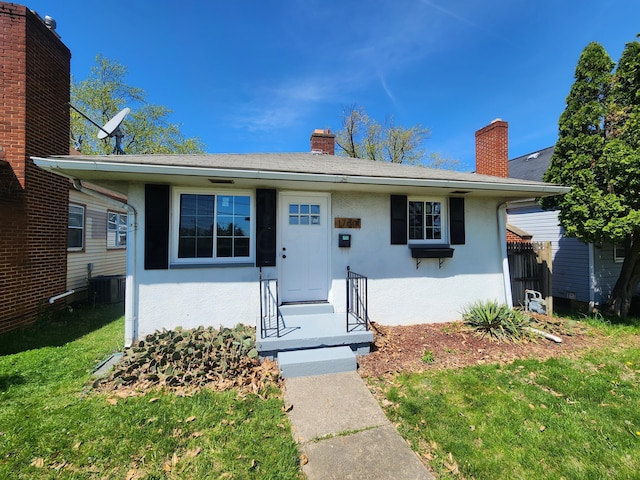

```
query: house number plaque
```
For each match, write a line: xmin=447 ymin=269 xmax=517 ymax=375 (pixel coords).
xmin=334 ymin=218 xmax=361 ymax=229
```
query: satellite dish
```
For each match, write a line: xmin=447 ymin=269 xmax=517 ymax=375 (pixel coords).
xmin=69 ymin=104 xmax=130 ymax=155
xmin=97 ymin=107 xmax=130 ymax=139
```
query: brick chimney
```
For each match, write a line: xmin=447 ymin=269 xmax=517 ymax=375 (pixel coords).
xmin=310 ymin=129 xmax=335 ymax=155
xmin=475 ymin=119 xmax=508 ymax=177
xmin=0 ymin=2 xmax=71 ymax=334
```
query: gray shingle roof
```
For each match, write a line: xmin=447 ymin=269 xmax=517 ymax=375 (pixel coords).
xmin=47 ymin=152 xmax=556 ymax=187
xmin=508 ymin=146 xmax=554 ymax=182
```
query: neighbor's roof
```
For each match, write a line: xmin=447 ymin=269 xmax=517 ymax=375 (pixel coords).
xmin=33 ymin=152 xmax=569 ymax=198
xmin=509 ymin=146 xmax=554 ymax=182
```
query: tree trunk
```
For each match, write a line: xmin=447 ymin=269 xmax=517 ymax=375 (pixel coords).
xmin=607 ymin=233 xmax=640 ymax=317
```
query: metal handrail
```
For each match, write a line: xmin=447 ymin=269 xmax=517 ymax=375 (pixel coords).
xmin=346 ymin=266 xmax=369 ymax=332
xmin=259 ymin=278 xmax=281 ymax=338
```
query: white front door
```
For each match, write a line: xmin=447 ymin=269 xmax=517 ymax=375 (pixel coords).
xmin=279 ymin=193 xmax=330 ymax=303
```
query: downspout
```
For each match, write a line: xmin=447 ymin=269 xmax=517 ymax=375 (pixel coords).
xmin=498 ymin=202 xmax=513 ymax=307
xmin=588 ymin=242 xmax=596 ymax=309
xmin=72 ymin=179 xmax=137 ymax=346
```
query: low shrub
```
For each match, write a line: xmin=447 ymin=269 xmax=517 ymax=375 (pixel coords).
xmin=462 ymin=300 xmax=532 ymax=342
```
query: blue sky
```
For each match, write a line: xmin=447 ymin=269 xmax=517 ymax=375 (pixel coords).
xmin=27 ymin=0 xmax=640 ymax=171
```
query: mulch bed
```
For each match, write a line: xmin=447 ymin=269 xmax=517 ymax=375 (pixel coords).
xmin=357 ymin=316 xmax=635 ymax=378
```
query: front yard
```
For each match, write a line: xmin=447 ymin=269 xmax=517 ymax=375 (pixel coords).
xmin=0 ymin=305 xmax=302 ymax=479
xmin=361 ymin=315 xmax=640 ymax=479
xmin=2 ymin=305 xmax=639 ymax=479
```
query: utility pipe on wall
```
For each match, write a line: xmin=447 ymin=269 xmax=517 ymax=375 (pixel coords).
xmin=49 ymin=289 xmax=75 ymax=304
xmin=497 ymin=202 xmax=513 ymax=307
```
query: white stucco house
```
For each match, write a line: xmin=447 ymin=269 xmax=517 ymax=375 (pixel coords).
xmin=34 ymin=128 xmax=568 ymax=354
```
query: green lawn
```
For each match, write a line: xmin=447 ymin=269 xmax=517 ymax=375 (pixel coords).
xmin=5 ymin=305 xmax=640 ymax=479
xmin=0 ymin=305 xmax=302 ymax=479
xmin=372 ymin=318 xmax=640 ymax=480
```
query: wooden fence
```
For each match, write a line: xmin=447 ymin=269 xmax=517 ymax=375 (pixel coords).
xmin=507 ymin=241 xmax=552 ymax=314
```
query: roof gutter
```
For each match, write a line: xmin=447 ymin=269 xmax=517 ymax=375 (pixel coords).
xmin=33 ymin=157 xmax=570 ymax=197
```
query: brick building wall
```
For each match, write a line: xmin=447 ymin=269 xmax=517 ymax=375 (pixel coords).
xmin=0 ymin=2 xmax=71 ymax=334
xmin=475 ymin=119 xmax=508 ymax=178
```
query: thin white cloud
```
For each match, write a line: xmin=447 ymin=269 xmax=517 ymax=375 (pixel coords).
xmin=377 ymin=70 xmax=398 ymax=106
xmin=419 ymin=0 xmax=499 ymax=38
xmin=229 ymin=0 xmax=489 ymax=132
xmin=229 ymin=74 xmax=354 ymax=132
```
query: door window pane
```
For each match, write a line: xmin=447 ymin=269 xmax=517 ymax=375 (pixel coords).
xmin=289 ymin=203 xmax=321 ymax=225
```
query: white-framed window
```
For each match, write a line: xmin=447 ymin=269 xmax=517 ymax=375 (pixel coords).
xmin=172 ymin=188 xmax=253 ymax=264
xmin=614 ymin=244 xmax=625 ymax=263
xmin=68 ymin=203 xmax=85 ymax=251
xmin=107 ymin=211 xmax=127 ymax=248
xmin=408 ymin=198 xmax=447 ymax=243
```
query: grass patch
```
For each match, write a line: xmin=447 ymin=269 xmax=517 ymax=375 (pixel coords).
xmin=0 ymin=304 xmax=302 ymax=479
xmin=374 ymin=323 xmax=640 ymax=479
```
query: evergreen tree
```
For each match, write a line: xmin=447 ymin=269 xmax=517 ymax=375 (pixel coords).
xmin=71 ymin=55 xmax=204 ymax=155
xmin=543 ymin=39 xmax=640 ymax=316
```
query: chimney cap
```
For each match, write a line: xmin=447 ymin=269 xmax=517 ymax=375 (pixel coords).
xmin=44 ymin=15 xmax=57 ymax=30
xmin=311 ymin=128 xmax=333 ymax=136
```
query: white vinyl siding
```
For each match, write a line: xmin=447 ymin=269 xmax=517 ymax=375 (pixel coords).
xmin=67 ymin=190 xmax=126 ymax=291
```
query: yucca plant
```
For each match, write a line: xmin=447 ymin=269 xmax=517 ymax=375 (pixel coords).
xmin=462 ymin=300 xmax=532 ymax=342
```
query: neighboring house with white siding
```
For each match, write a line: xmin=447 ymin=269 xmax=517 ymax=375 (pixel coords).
xmin=506 ymin=146 xmax=626 ymax=309
xmin=66 ymin=183 xmax=127 ymax=302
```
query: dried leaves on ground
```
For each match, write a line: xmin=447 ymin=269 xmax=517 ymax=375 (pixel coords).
xmin=93 ymin=325 xmax=280 ymax=396
xmin=357 ymin=315 xmax=633 ymax=378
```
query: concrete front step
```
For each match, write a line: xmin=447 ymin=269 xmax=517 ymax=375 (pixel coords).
xmin=279 ymin=302 xmax=334 ymax=316
xmin=257 ymin=312 xmax=373 ymax=360
xmin=278 ymin=346 xmax=356 ymax=378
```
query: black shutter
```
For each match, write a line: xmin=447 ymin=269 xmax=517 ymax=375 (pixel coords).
xmin=256 ymin=189 xmax=277 ymax=266
xmin=449 ymin=197 xmax=465 ymax=245
xmin=390 ymin=195 xmax=408 ymax=245
xmin=145 ymin=184 xmax=170 ymax=270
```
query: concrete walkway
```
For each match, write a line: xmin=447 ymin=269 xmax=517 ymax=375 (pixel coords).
xmin=284 ymin=371 xmax=435 ymax=479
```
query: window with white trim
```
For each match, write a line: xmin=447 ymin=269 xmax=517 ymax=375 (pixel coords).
xmin=173 ymin=189 xmax=253 ymax=263
xmin=408 ymin=198 xmax=447 ymax=243
xmin=614 ymin=244 xmax=625 ymax=263
xmin=68 ymin=204 xmax=85 ymax=251
xmin=107 ymin=211 xmax=127 ymax=248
